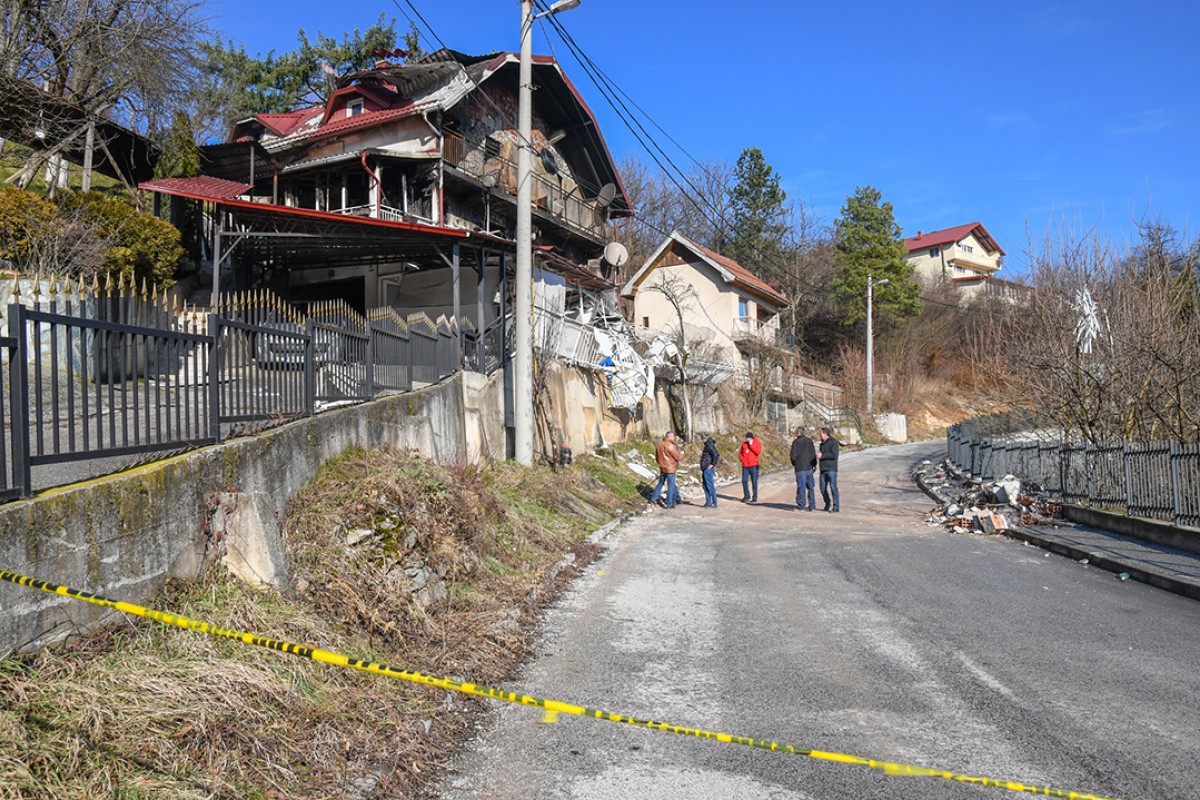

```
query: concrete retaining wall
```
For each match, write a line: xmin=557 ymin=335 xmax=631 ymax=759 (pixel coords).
xmin=0 ymin=371 xmax=503 ymax=653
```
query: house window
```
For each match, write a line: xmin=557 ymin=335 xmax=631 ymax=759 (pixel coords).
xmin=738 ymin=298 xmax=747 ymax=319
xmin=929 ymin=247 xmax=940 ymax=257
xmin=960 ymin=244 xmax=974 ymax=254
xmin=347 ymin=100 xmax=364 ymax=117
xmin=642 ymin=316 xmax=650 ymax=328
xmin=484 ymin=136 xmax=501 ymax=160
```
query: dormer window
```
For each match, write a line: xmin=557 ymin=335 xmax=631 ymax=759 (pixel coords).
xmin=347 ymin=99 xmax=364 ymax=118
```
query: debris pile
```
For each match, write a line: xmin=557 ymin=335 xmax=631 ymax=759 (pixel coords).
xmin=915 ymin=460 xmax=1062 ymax=535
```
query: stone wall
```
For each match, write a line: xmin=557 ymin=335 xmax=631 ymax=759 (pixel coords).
xmin=0 ymin=371 xmax=504 ymax=653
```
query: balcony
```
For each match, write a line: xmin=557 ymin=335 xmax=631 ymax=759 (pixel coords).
xmin=732 ymin=316 xmax=791 ymax=347
xmin=442 ymin=130 xmax=607 ymax=241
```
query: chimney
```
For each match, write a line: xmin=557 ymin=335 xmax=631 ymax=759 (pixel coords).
xmin=917 ymin=230 xmax=923 ymax=239
xmin=375 ymin=59 xmax=390 ymax=69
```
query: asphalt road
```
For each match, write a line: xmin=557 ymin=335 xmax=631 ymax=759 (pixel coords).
xmin=432 ymin=442 xmax=1199 ymax=800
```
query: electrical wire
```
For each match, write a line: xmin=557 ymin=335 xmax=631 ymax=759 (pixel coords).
xmin=393 ymin=0 xmax=1011 ymax=321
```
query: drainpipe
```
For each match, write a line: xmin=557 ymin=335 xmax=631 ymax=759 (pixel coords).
xmin=360 ymin=151 xmax=380 ymax=218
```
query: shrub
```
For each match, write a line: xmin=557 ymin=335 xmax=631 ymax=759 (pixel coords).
xmin=0 ymin=185 xmax=108 ymax=277
xmin=59 ymin=191 xmax=182 ymax=288
xmin=0 ymin=185 xmax=59 ymax=264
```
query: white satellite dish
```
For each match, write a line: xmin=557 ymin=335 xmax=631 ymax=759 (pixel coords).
xmin=603 ymin=241 xmax=629 ymax=268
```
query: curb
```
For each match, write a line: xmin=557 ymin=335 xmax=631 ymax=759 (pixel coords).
xmin=1001 ymin=525 xmax=1200 ymax=602
xmin=913 ymin=464 xmax=1200 ymax=602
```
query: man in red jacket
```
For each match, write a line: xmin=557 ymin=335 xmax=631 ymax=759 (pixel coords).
xmin=739 ymin=431 xmax=762 ymax=503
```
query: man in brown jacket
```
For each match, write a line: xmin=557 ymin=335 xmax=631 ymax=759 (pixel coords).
xmin=648 ymin=431 xmax=683 ymax=509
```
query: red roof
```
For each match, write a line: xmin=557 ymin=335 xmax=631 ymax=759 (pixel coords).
xmin=676 ymin=233 xmax=789 ymax=307
xmin=140 ymin=176 xmax=253 ymax=199
xmin=255 ymin=107 xmax=323 ymax=138
xmin=904 ymin=222 xmax=1004 ymax=256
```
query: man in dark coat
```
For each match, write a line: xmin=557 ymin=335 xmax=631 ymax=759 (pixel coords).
xmin=789 ymin=427 xmax=817 ymax=511
xmin=699 ymin=434 xmax=720 ymax=508
xmin=817 ymin=427 xmax=840 ymax=512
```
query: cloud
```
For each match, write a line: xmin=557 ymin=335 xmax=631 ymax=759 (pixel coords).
xmin=1108 ymin=109 xmax=1173 ymax=137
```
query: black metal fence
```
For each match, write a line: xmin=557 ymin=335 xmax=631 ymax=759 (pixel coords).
xmin=0 ymin=279 xmax=500 ymax=500
xmin=947 ymin=413 xmax=1200 ymax=528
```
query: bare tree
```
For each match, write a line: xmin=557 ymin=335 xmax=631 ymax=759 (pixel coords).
xmin=644 ymin=270 xmax=729 ymax=441
xmin=613 ymin=154 xmax=733 ymax=271
xmin=1 ymin=0 xmax=209 ymax=189
xmin=1005 ymin=218 xmax=1200 ymax=443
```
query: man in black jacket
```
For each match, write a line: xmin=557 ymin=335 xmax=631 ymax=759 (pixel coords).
xmin=789 ymin=427 xmax=817 ymax=511
xmin=699 ymin=434 xmax=720 ymax=507
xmin=817 ymin=427 xmax=840 ymax=512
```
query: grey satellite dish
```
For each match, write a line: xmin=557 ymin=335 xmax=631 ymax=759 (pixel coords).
xmin=596 ymin=183 xmax=617 ymax=208
xmin=603 ymin=241 xmax=629 ymax=269
xmin=540 ymin=148 xmax=559 ymax=175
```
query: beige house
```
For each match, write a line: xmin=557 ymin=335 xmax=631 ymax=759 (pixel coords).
xmin=903 ymin=222 xmax=1005 ymax=296
xmin=620 ymin=231 xmax=790 ymax=367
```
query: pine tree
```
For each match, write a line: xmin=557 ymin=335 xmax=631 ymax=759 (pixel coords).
xmin=725 ymin=147 xmax=789 ymax=269
xmin=831 ymin=186 xmax=921 ymax=326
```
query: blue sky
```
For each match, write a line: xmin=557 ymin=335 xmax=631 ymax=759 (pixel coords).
xmin=207 ymin=0 xmax=1199 ymax=274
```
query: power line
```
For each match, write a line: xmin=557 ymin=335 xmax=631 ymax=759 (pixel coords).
xmin=393 ymin=0 xmax=1007 ymax=321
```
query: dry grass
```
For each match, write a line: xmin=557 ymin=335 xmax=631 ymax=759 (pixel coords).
xmin=0 ymin=447 xmax=637 ymax=799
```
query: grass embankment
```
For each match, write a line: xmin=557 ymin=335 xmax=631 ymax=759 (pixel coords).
xmin=0 ymin=448 xmax=637 ymax=799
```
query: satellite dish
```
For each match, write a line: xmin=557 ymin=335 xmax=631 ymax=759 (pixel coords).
xmin=540 ymin=148 xmax=559 ymax=175
xmin=597 ymin=183 xmax=617 ymax=208
xmin=480 ymin=172 xmax=498 ymax=189
xmin=603 ymin=241 xmax=629 ymax=269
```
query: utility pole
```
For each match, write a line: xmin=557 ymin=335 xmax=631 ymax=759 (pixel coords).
xmin=515 ymin=0 xmax=535 ymax=465
xmin=515 ymin=0 xmax=580 ymax=465
xmin=866 ymin=275 xmax=888 ymax=414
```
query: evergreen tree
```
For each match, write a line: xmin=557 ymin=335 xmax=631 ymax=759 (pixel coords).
xmin=403 ymin=22 xmax=426 ymax=62
xmin=831 ymin=186 xmax=921 ymax=326
xmin=195 ymin=15 xmax=399 ymax=129
xmin=726 ymin=147 xmax=789 ymax=269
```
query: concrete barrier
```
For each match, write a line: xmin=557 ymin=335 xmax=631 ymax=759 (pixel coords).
xmin=0 ymin=370 xmax=504 ymax=653
xmin=1061 ymin=504 xmax=1200 ymax=556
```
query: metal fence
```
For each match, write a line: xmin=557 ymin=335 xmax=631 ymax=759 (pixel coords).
xmin=0 ymin=279 xmax=500 ymax=500
xmin=947 ymin=413 xmax=1200 ymax=528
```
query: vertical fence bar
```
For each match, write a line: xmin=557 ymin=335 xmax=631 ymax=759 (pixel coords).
xmin=208 ymin=314 xmax=222 ymax=443
xmin=1170 ymin=440 xmax=1182 ymax=528
xmin=304 ymin=318 xmax=316 ymax=417
xmin=8 ymin=305 xmax=31 ymax=497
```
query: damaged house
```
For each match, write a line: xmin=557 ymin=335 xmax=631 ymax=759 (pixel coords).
xmin=138 ymin=49 xmax=701 ymax=454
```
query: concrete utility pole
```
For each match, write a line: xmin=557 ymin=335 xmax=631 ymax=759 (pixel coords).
xmin=515 ymin=0 xmax=580 ymax=465
xmin=866 ymin=275 xmax=888 ymax=414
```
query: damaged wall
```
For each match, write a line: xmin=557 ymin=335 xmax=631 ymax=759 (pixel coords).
xmin=538 ymin=363 xmax=728 ymax=452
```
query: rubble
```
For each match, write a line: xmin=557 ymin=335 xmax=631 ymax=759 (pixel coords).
xmin=914 ymin=459 xmax=1062 ymax=536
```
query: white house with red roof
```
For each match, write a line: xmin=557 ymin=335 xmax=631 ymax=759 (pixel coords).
xmin=621 ymin=231 xmax=790 ymax=372
xmin=903 ymin=222 xmax=1005 ymax=295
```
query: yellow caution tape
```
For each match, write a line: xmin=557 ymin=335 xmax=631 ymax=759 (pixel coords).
xmin=0 ymin=569 xmax=1121 ymax=800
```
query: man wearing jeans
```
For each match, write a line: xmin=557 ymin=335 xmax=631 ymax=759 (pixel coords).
xmin=699 ymin=433 xmax=720 ymax=507
xmin=818 ymin=427 xmax=840 ymax=512
xmin=789 ymin=427 xmax=817 ymax=511
xmin=648 ymin=431 xmax=683 ymax=510
xmin=739 ymin=431 xmax=762 ymax=503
